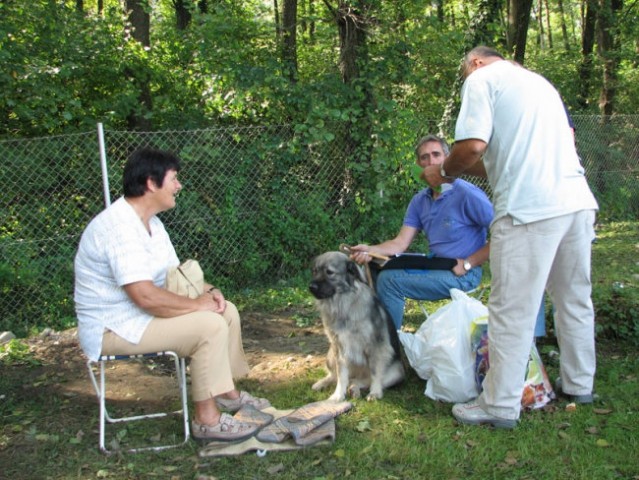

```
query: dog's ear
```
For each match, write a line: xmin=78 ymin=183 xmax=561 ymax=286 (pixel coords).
xmin=346 ymin=259 xmax=367 ymax=284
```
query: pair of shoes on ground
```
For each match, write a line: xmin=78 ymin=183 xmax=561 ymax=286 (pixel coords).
xmin=216 ymin=390 xmax=271 ymax=413
xmin=554 ymin=377 xmax=598 ymax=404
xmin=192 ymin=391 xmax=272 ymax=442
xmin=192 ymin=412 xmax=259 ymax=442
xmin=452 ymin=400 xmax=517 ymax=429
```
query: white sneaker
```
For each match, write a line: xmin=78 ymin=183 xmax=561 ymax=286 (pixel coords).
xmin=452 ymin=400 xmax=517 ymax=429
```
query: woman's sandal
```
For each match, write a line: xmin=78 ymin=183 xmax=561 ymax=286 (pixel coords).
xmin=191 ymin=413 xmax=258 ymax=442
xmin=216 ymin=391 xmax=271 ymax=413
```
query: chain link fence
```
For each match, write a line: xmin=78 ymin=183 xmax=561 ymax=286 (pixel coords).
xmin=1 ymin=116 xmax=638 ymax=337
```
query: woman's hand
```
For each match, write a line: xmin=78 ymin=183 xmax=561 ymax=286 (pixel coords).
xmin=196 ymin=287 xmax=226 ymax=314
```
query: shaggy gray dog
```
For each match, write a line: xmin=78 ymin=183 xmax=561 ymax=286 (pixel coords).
xmin=309 ymin=251 xmax=405 ymax=401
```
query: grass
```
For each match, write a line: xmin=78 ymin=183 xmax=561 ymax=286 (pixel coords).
xmin=1 ymin=221 xmax=638 ymax=479
xmin=3 ymin=355 xmax=636 ymax=480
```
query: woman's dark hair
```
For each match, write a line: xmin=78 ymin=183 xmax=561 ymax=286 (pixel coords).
xmin=123 ymin=148 xmax=181 ymax=197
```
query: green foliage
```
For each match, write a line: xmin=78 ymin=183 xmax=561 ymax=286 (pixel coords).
xmin=0 ymin=135 xmax=103 ymax=336
xmin=591 ymin=222 xmax=639 ymax=345
xmin=0 ymin=339 xmax=40 ymax=366
xmin=1 ymin=2 xmax=136 ymax=135
xmin=4 ymin=0 xmax=637 ymax=138
xmin=575 ymin=116 xmax=639 ymax=222
xmin=234 ymin=282 xmax=315 ymax=314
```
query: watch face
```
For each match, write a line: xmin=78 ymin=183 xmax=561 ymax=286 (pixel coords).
xmin=463 ymin=261 xmax=471 ymax=271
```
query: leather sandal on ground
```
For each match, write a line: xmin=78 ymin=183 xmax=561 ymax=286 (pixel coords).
xmin=216 ymin=391 xmax=271 ymax=413
xmin=191 ymin=413 xmax=258 ymax=442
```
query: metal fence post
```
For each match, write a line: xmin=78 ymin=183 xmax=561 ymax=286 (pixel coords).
xmin=97 ymin=122 xmax=111 ymax=208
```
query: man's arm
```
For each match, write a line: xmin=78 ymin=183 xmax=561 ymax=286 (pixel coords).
xmin=458 ymin=158 xmax=487 ymax=178
xmin=423 ymin=138 xmax=488 ymax=187
xmin=350 ymin=226 xmax=419 ymax=264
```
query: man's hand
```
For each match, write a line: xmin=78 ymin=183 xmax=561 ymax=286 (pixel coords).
xmin=423 ymin=165 xmax=447 ymax=190
xmin=349 ymin=244 xmax=373 ymax=264
xmin=452 ymin=259 xmax=467 ymax=277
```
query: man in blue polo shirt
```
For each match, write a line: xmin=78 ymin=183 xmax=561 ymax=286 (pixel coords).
xmin=349 ymin=135 xmax=494 ymax=329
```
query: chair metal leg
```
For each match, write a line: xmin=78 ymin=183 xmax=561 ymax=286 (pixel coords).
xmin=86 ymin=351 xmax=190 ymax=454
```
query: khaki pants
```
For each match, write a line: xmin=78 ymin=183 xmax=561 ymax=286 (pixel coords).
xmin=102 ymin=301 xmax=250 ymax=402
xmin=479 ymin=210 xmax=596 ymax=420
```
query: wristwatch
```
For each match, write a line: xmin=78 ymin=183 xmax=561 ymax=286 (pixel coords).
xmin=463 ymin=259 xmax=472 ymax=272
xmin=440 ymin=164 xmax=455 ymax=179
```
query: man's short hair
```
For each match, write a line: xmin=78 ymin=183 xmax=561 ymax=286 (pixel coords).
xmin=414 ymin=135 xmax=450 ymax=159
xmin=465 ymin=46 xmax=505 ymax=62
xmin=123 ymin=148 xmax=181 ymax=197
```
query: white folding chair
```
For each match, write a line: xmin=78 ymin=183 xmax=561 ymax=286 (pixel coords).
xmin=86 ymin=350 xmax=190 ymax=454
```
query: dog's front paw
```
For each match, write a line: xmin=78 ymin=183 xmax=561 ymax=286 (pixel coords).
xmin=328 ymin=392 xmax=346 ymax=402
xmin=348 ymin=385 xmax=361 ymax=399
xmin=365 ymin=390 xmax=383 ymax=401
xmin=312 ymin=377 xmax=332 ymax=391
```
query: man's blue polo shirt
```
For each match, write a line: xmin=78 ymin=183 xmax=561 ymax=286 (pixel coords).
xmin=403 ymin=179 xmax=493 ymax=259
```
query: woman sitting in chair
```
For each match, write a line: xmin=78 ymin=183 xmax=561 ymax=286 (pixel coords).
xmin=74 ymin=147 xmax=269 ymax=442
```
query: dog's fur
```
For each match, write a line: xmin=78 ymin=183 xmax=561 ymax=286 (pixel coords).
xmin=309 ymin=251 xmax=405 ymax=401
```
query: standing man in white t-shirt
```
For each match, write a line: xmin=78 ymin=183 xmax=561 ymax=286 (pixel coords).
xmin=424 ymin=46 xmax=599 ymax=428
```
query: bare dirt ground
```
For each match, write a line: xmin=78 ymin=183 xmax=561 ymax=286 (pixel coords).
xmin=16 ymin=309 xmax=330 ymax=405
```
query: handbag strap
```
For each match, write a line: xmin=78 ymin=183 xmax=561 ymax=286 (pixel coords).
xmin=177 ymin=264 xmax=201 ymax=294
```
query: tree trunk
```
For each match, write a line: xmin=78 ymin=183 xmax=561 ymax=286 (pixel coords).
xmin=328 ymin=1 xmax=368 ymax=84
xmin=299 ymin=0 xmax=316 ymax=43
xmin=126 ymin=0 xmax=150 ymax=46
xmin=577 ymin=0 xmax=597 ymax=109
xmin=125 ymin=0 xmax=152 ymax=131
xmin=76 ymin=0 xmax=84 ymax=14
xmin=322 ymin=0 xmax=375 ymax=205
xmin=543 ymin=0 xmax=553 ymax=49
xmin=507 ymin=0 xmax=533 ymax=64
xmin=309 ymin=0 xmax=316 ymax=41
xmin=282 ymin=0 xmax=298 ymax=83
xmin=596 ymin=0 xmax=623 ymax=116
xmin=557 ymin=0 xmax=571 ymax=51
xmin=300 ymin=0 xmax=307 ymax=37
xmin=174 ymin=0 xmax=192 ymax=30
xmin=537 ymin=0 xmax=545 ymax=48
xmin=435 ymin=0 xmax=444 ymax=22
xmin=274 ymin=0 xmax=282 ymax=42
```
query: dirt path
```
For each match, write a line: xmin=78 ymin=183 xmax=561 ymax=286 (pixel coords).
xmin=16 ymin=310 xmax=329 ymax=404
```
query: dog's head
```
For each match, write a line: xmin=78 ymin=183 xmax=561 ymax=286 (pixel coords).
xmin=309 ymin=251 xmax=367 ymax=300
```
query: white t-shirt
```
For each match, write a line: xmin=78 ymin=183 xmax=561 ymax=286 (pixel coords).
xmin=455 ymin=60 xmax=598 ymax=225
xmin=74 ymin=196 xmax=180 ymax=361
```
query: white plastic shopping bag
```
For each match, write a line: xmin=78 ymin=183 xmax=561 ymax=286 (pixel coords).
xmin=399 ymin=288 xmax=488 ymax=403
